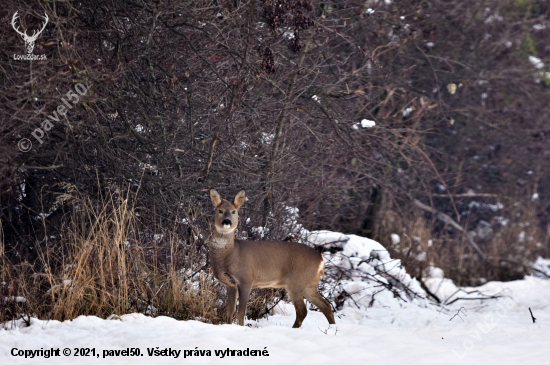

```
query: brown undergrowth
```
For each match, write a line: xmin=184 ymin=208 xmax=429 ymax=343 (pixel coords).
xmin=0 ymin=187 xmax=224 ymax=327
xmin=375 ymin=193 xmax=549 ymax=288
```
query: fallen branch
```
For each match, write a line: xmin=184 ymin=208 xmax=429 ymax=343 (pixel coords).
xmin=446 ymin=296 xmax=502 ymax=305
xmin=419 ymin=277 xmax=441 ymax=304
xmin=413 ymin=200 xmax=487 ymax=260
xmin=443 ymin=288 xmax=504 ymax=306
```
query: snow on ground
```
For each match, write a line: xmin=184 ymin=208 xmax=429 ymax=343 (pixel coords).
xmin=1 ymin=231 xmax=549 ymax=365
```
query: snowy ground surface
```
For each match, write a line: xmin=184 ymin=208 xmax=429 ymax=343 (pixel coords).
xmin=1 ymin=231 xmax=549 ymax=365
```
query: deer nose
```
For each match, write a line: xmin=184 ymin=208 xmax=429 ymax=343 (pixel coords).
xmin=222 ymin=219 xmax=232 ymax=228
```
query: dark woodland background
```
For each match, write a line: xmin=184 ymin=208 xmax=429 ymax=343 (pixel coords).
xmin=1 ymin=0 xmax=549 ymax=322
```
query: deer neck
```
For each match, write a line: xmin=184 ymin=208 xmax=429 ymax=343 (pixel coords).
xmin=210 ymin=227 xmax=235 ymax=252
xmin=210 ymin=227 xmax=239 ymax=287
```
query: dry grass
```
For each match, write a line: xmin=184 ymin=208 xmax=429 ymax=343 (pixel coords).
xmin=1 ymin=187 xmax=224 ymax=327
xmin=375 ymin=195 xmax=549 ymax=287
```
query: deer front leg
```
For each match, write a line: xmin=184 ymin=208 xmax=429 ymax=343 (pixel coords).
xmin=225 ymin=286 xmax=237 ymax=324
xmin=237 ymin=283 xmax=252 ymax=326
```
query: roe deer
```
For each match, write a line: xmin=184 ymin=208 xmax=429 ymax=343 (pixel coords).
xmin=209 ymin=189 xmax=335 ymax=328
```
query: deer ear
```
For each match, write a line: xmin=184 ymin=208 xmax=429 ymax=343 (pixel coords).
xmin=234 ymin=190 xmax=246 ymax=209
xmin=210 ymin=189 xmax=222 ymax=207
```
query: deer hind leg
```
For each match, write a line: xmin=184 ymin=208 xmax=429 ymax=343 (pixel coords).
xmin=288 ymin=290 xmax=308 ymax=328
xmin=304 ymin=287 xmax=335 ymax=325
xmin=225 ymin=286 xmax=237 ymax=324
xmin=237 ymin=283 xmax=252 ymax=326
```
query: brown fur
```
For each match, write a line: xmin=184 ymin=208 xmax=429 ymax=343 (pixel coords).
xmin=209 ymin=189 xmax=335 ymax=328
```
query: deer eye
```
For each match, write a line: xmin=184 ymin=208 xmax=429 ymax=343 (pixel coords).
xmin=232 ymin=210 xmax=236 ymax=214
xmin=219 ymin=210 xmax=223 ymax=214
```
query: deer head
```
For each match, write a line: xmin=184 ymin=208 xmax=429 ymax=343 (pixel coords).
xmin=11 ymin=11 xmax=49 ymax=54
xmin=210 ymin=189 xmax=245 ymax=235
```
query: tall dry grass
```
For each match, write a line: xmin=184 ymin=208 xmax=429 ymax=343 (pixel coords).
xmin=1 ymin=186 xmax=224 ymax=327
xmin=375 ymin=192 xmax=550 ymax=288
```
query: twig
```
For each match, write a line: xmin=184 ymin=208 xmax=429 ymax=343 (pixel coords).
xmin=257 ymin=290 xmax=286 ymax=319
xmin=204 ymin=136 xmax=218 ymax=178
xmin=20 ymin=165 xmax=64 ymax=170
xmin=449 ymin=307 xmax=467 ymax=321
xmin=529 ymin=308 xmax=536 ymax=323
xmin=528 ymin=266 xmax=550 ymax=279
xmin=342 ymin=289 xmax=361 ymax=309
xmin=446 ymin=296 xmax=502 ymax=306
xmin=442 ymin=288 xmax=507 ymax=306
xmin=190 ymin=263 xmax=209 ymax=279
xmin=431 ymin=193 xmax=499 ymax=198
xmin=414 ymin=199 xmax=487 ymax=260
xmin=419 ymin=277 xmax=441 ymax=304
xmin=313 ymin=20 xmax=357 ymax=50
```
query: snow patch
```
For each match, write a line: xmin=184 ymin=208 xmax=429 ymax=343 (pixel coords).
xmin=360 ymin=119 xmax=376 ymax=128
xmin=529 ymin=55 xmax=544 ymax=69
xmin=402 ymin=106 xmax=414 ymax=117
xmin=390 ymin=233 xmax=400 ymax=245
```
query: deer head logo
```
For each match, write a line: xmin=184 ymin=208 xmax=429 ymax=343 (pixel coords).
xmin=11 ymin=11 xmax=49 ymax=54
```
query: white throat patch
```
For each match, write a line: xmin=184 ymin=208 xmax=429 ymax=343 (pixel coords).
xmin=211 ymin=237 xmax=229 ymax=249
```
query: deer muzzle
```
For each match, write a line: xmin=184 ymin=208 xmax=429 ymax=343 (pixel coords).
xmin=222 ymin=219 xmax=232 ymax=228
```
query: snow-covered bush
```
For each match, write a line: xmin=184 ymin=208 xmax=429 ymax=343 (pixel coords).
xmin=307 ymin=231 xmax=427 ymax=310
